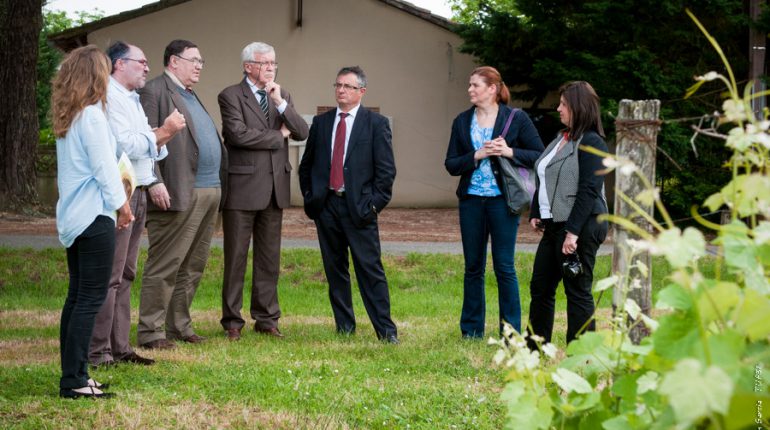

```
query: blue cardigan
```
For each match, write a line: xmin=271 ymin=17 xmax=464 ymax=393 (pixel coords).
xmin=444 ymin=103 xmax=544 ymax=199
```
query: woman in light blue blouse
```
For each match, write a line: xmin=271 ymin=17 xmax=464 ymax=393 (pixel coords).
xmin=52 ymin=45 xmax=133 ymax=399
xmin=445 ymin=66 xmax=544 ymax=339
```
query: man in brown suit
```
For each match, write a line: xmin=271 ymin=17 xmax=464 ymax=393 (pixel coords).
xmin=217 ymin=42 xmax=308 ymax=340
xmin=136 ymin=39 xmax=228 ymax=349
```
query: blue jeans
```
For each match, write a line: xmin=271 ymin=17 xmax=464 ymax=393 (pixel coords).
xmin=459 ymin=195 xmax=521 ymax=337
xmin=60 ymin=215 xmax=115 ymax=390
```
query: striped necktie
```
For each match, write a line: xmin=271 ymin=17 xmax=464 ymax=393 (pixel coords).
xmin=256 ymin=89 xmax=269 ymax=122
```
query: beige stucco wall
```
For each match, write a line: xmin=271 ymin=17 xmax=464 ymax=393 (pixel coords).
xmin=87 ymin=0 xmax=477 ymax=207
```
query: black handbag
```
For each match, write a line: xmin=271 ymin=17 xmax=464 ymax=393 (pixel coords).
xmin=495 ymin=109 xmax=536 ymax=214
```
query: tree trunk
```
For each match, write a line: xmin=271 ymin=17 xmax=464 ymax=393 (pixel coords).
xmin=0 ymin=0 xmax=43 ymax=212
xmin=612 ymin=99 xmax=660 ymax=344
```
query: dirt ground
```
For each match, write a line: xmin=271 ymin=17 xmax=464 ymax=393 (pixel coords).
xmin=0 ymin=208 xmax=545 ymax=243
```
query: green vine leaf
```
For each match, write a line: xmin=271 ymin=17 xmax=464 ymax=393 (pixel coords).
xmin=652 ymin=312 xmax=700 ymax=361
xmin=657 ymin=227 xmax=706 ymax=268
xmin=552 ymin=368 xmax=593 ymax=394
xmin=733 ymin=288 xmax=770 ymax=341
xmin=696 ymin=280 xmax=740 ymax=324
xmin=658 ymin=359 xmax=734 ymax=427
xmin=655 ymin=284 xmax=693 ymax=311
xmin=721 ymin=221 xmax=770 ymax=293
xmin=501 ymin=381 xmax=554 ymax=430
xmin=594 ymin=275 xmax=619 ymax=293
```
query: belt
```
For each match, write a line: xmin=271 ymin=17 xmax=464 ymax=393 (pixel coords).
xmin=329 ymin=189 xmax=345 ymax=197
xmin=137 ymin=185 xmax=150 ymax=191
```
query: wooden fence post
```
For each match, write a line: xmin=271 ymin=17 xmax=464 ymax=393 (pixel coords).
xmin=612 ymin=99 xmax=661 ymax=344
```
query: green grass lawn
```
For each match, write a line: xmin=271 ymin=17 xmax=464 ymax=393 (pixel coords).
xmin=0 ymin=247 xmax=679 ymax=429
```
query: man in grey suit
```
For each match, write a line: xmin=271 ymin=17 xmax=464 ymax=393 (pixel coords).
xmin=217 ymin=42 xmax=308 ymax=341
xmin=137 ymin=39 xmax=228 ymax=349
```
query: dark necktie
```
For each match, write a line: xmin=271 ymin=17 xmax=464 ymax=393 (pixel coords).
xmin=329 ymin=112 xmax=349 ymax=191
xmin=256 ymin=89 xmax=269 ymax=121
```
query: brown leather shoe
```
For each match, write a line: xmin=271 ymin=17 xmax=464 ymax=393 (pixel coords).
xmin=139 ymin=339 xmax=177 ymax=350
xmin=254 ymin=325 xmax=284 ymax=338
xmin=116 ymin=351 xmax=156 ymax=365
xmin=225 ymin=328 xmax=241 ymax=341
xmin=181 ymin=334 xmax=206 ymax=344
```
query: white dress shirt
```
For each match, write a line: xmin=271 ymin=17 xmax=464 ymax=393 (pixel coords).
xmin=246 ymin=77 xmax=287 ymax=114
xmin=106 ymin=77 xmax=167 ymax=186
xmin=332 ymin=104 xmax=361 ymax=161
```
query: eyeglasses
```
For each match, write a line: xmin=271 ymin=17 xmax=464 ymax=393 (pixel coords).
xmin=121 ymin=58 xmax=148 ymax=67
xmin=333 ymin=83 xmax=362 ymax=91
xmin=174 ymin=55 xmax=205 ymax=67
xmin=246 ymin=61 xmax=278 ymax=68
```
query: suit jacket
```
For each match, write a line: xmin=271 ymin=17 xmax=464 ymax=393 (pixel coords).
xmin=529 ymin=130 xmax=608 ymax=235
xmin=298 ymin=106 xmax=395 ymax=228
xmin=444 ymin=103 xmax=544 ymax=199
xmin=138 ymin=73 xmax=228 ymax=212
xmin=218 ymin=78 xmax=309 ymax=210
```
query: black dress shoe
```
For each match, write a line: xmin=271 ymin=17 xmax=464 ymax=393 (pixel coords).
xmin=116 ymin=351 xmax=155 ymax=366
xmin=60 ymin=386 xmax=115 ymax=399
xmin=384 ymin=334 xmax=399 ymax=345
xmin=225 ymin=328 xmax=241 ymax=341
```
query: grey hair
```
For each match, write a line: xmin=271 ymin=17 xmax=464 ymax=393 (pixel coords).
xmin=241 ymin=42 xmax=275 ymax=63
xmin=337 ymin=66 xmax=367 ymax=88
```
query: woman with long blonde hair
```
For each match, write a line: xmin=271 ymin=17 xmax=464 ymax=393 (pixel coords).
xmin=53 ymin=45 xmax=132 ymax=399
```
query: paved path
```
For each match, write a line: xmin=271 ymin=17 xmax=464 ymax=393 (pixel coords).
xmin=0 ymin=234 xmax=613 ymax=255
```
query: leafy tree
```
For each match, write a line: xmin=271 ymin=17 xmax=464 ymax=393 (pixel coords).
xmin=38 ymin=9 xmax=103 ymax=131
xmin=449 ymin=0 xmax=757 ymax=223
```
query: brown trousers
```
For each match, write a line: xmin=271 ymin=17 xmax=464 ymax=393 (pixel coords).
xmin=221 ymin=195 xmax=283 ymax=331
xmin=89 ymin=190 xmax=146 ymax=365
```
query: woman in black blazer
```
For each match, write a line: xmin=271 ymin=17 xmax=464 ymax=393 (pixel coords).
xmin=445 ymin=66 xmax=544 ymax=339
xmin=528 ymin=81 xmax=609 ymax=346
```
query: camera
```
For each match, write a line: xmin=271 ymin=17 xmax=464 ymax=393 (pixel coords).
xmin=562 ymin=253 xmax=583 ymax=278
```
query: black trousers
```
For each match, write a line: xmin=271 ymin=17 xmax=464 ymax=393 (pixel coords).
xmin=60 ymin=215 xmax=115 ymax=390
xmin=314 ymin=193 xmax=397 ymax=339
xmin=528 ymin=216 xmax=607 ymax=345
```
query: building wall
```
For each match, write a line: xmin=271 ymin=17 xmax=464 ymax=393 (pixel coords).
xmin=87 ymin=0 xmax=478 ymax=207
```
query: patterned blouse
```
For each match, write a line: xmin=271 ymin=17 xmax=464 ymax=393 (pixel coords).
xmin=467 ymin=114 xmax=501 ymax=197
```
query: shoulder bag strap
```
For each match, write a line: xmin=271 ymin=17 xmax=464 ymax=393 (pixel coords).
xmin=499 ymin=108 xmax=519 ymax=138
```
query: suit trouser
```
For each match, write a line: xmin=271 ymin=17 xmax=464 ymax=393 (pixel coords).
xmin=89 ymin=190 xmax=146 ymax=364
xmin=60 ymin=216 xmax=115 ymax=390
xmin=221 ymin=195 xmax=283 ymax=331
xmin=315 ymin=194 xmax=397 ymax=339
xmin=528 ymin=216 xmax=607 ymax=345
xmin=137 ymin=188 xmax=220 ymax=344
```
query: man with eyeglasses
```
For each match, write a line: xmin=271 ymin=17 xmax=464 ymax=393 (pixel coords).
xmin=216 ymin=42 xmax=308 ymax=341
xmin=299 ymin=66 xmax=398 ymax=344
xmin=136 ymin=39 xmax=228 ymax=350
xmin=88 ymin=41 xmax=186 ymax=367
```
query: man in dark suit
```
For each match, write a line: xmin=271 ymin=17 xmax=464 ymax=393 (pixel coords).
xmin=217 ymin=42 xmax=309 ymax=341
xmin=298 ymin=66 xmax=398 ymax=343
xmin=136 ymin=39 xmax=228 ymax=349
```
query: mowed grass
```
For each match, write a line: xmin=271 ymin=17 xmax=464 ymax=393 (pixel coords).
xmin=0 ymin=246 xmax=682 ymax=429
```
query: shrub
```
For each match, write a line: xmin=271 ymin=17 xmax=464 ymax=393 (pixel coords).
xmin=492 ymin=12 xmax=770 ymax=430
